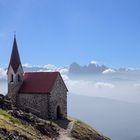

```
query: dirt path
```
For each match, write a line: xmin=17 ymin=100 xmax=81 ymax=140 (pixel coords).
xmin=56 ymin=120 xmax=74 ymax=140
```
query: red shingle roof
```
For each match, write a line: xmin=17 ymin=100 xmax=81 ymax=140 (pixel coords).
xmin=8 ymin=37 xmax=22 ymax=73
xmin=19 ymin=72 xmax=61 ymax=93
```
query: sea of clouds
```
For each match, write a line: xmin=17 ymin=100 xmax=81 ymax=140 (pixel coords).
xmin=1 ymin=62 xmax=140 ymax=104
xmin=1 ymin=62 xmax=140 ymax=140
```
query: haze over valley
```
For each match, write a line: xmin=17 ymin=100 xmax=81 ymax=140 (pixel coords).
xmin=1 ymin=61 xmax=140 ymax=140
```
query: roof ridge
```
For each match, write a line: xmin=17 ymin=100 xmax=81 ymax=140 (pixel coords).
xmin=24 ymin=71 xmax=59 ymax=74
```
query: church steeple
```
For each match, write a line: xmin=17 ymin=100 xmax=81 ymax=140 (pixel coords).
xmin=8 ymin=35 xmax=23 ymax=73
xmin=7 ymin=36 xmax=24 ymax=104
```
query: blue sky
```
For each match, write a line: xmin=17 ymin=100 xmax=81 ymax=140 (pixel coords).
xmin=0 ymin=0 xmax=140 ymax=68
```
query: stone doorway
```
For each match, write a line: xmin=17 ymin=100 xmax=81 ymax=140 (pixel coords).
xmin=56 ymin=106 xmax=62 ymax=119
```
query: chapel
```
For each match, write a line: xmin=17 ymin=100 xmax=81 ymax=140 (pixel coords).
xmin=7 ymin=36 xmax=68 ymax=120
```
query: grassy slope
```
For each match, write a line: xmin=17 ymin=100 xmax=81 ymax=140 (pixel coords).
xmin=71 ymin=120 xmax=110 ymax=140
xmin=0 ymin=109 xmax=110 ymax=140
xmin=0 ymin=109 xmax=49 ymax=140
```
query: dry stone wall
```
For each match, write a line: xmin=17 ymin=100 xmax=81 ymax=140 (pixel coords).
xmin=17 ymin=93 xmax=49 ymax=119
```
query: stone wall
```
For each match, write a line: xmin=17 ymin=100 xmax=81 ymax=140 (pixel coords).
xmin=17 ymin=93 xmax=49 ymax=119
xmin=49 ymin=75 xmax=67 ymax=119
xmin=7 ymin=65 xmax=23 ymax=105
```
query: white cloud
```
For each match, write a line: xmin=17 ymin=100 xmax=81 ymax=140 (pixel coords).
xmin=0 ymin=68 xmax=6 ymax=80
xmin=43 ymin=64 xmax=57 ymax=70
xmin=134 ymin=83 xmax=140 ymax=88
xmin=67 ymin=79 xmax=91 ymax=87
xmin=59 ymin=68 xmax=69 ymax=75
xmin=23 ymin=63 xmax=32 ymax=68
xmin=90 ymin=60 xmax=97 ymax=65
xmin=61 ymin=74 xmax=69 ymax=81
xmin=38 ymin=69 xmax=48 ymax=72
xmin=23 ymin=64 xmax=69 ymax=76
xmin=94 ymin=82 xmax=115 ymax=89
xmin=102 ymin=68 xmax=116 ymax=74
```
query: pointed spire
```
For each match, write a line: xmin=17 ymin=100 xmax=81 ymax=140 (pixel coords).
xmin=8 ymin=36 xmax=22 ymax=73
xmin=14 ymin=32 xmax=16 ymax=39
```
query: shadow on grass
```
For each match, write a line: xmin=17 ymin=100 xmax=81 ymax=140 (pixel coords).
xmin=53 ymin=119 xmax=71 ymax=129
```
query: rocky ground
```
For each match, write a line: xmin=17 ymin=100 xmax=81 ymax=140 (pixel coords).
xmin=0 ymin=94 xmax=110 ymax=140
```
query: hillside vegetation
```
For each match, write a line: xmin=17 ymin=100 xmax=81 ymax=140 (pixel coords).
xmin=0 ymin=95 xmax=110 ymax=140
xmin=0 ymin=109 xmax=42 ymax=139
xmin=71 ymin=120 xmax=109 ymax=140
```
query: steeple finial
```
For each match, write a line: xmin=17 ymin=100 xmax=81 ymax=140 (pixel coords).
xmin=14 ymin=31 xmax=16 ymax=39
xmin=14 ymin=31 xmax=16 ymax=38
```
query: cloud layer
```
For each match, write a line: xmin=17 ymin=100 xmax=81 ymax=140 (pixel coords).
xmin=94 ymin=82 xmax=115 ymax=89
xmin=102 ymin=68 xmax=116 ymax=74
xmin=0 ymin=68 xmax=6 ymax=80
xmin=1 ymin=62 xmax=140 ymax=104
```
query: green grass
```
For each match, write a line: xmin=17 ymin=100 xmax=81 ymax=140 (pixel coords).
xmin=0 ymin=109 xmax=22 ymax=125
xmin=0 ymin=109 xmax=39 ymax=139
xmin=71 ymin=120 xmax=110 ymax=140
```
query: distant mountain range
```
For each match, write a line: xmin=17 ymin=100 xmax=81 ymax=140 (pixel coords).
xmin=1 ymin=61 xmax=140 ymax=81
xmin=23 ymin=62 xmax=110 ymax=75
xmin=69 ymin=62 xmax=109 ymax=75
xmin=68 ymin=62 xmax=140 ymax=75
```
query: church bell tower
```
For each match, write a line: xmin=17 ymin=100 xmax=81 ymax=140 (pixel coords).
xmin=7 ymin=36 xmax=24 ymax=104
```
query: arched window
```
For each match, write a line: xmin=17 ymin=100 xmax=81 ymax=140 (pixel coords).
xmin=10 ymin=74 xmax=13 ymax=82
xmin=18 ymin=74 xmax=20 ymax=82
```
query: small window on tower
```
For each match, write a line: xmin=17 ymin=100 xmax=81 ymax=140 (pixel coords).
xmin=11 ymin=74 xmax=13 ymax=82
xmin=18 ymin=74 xmax=20 ymax=82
